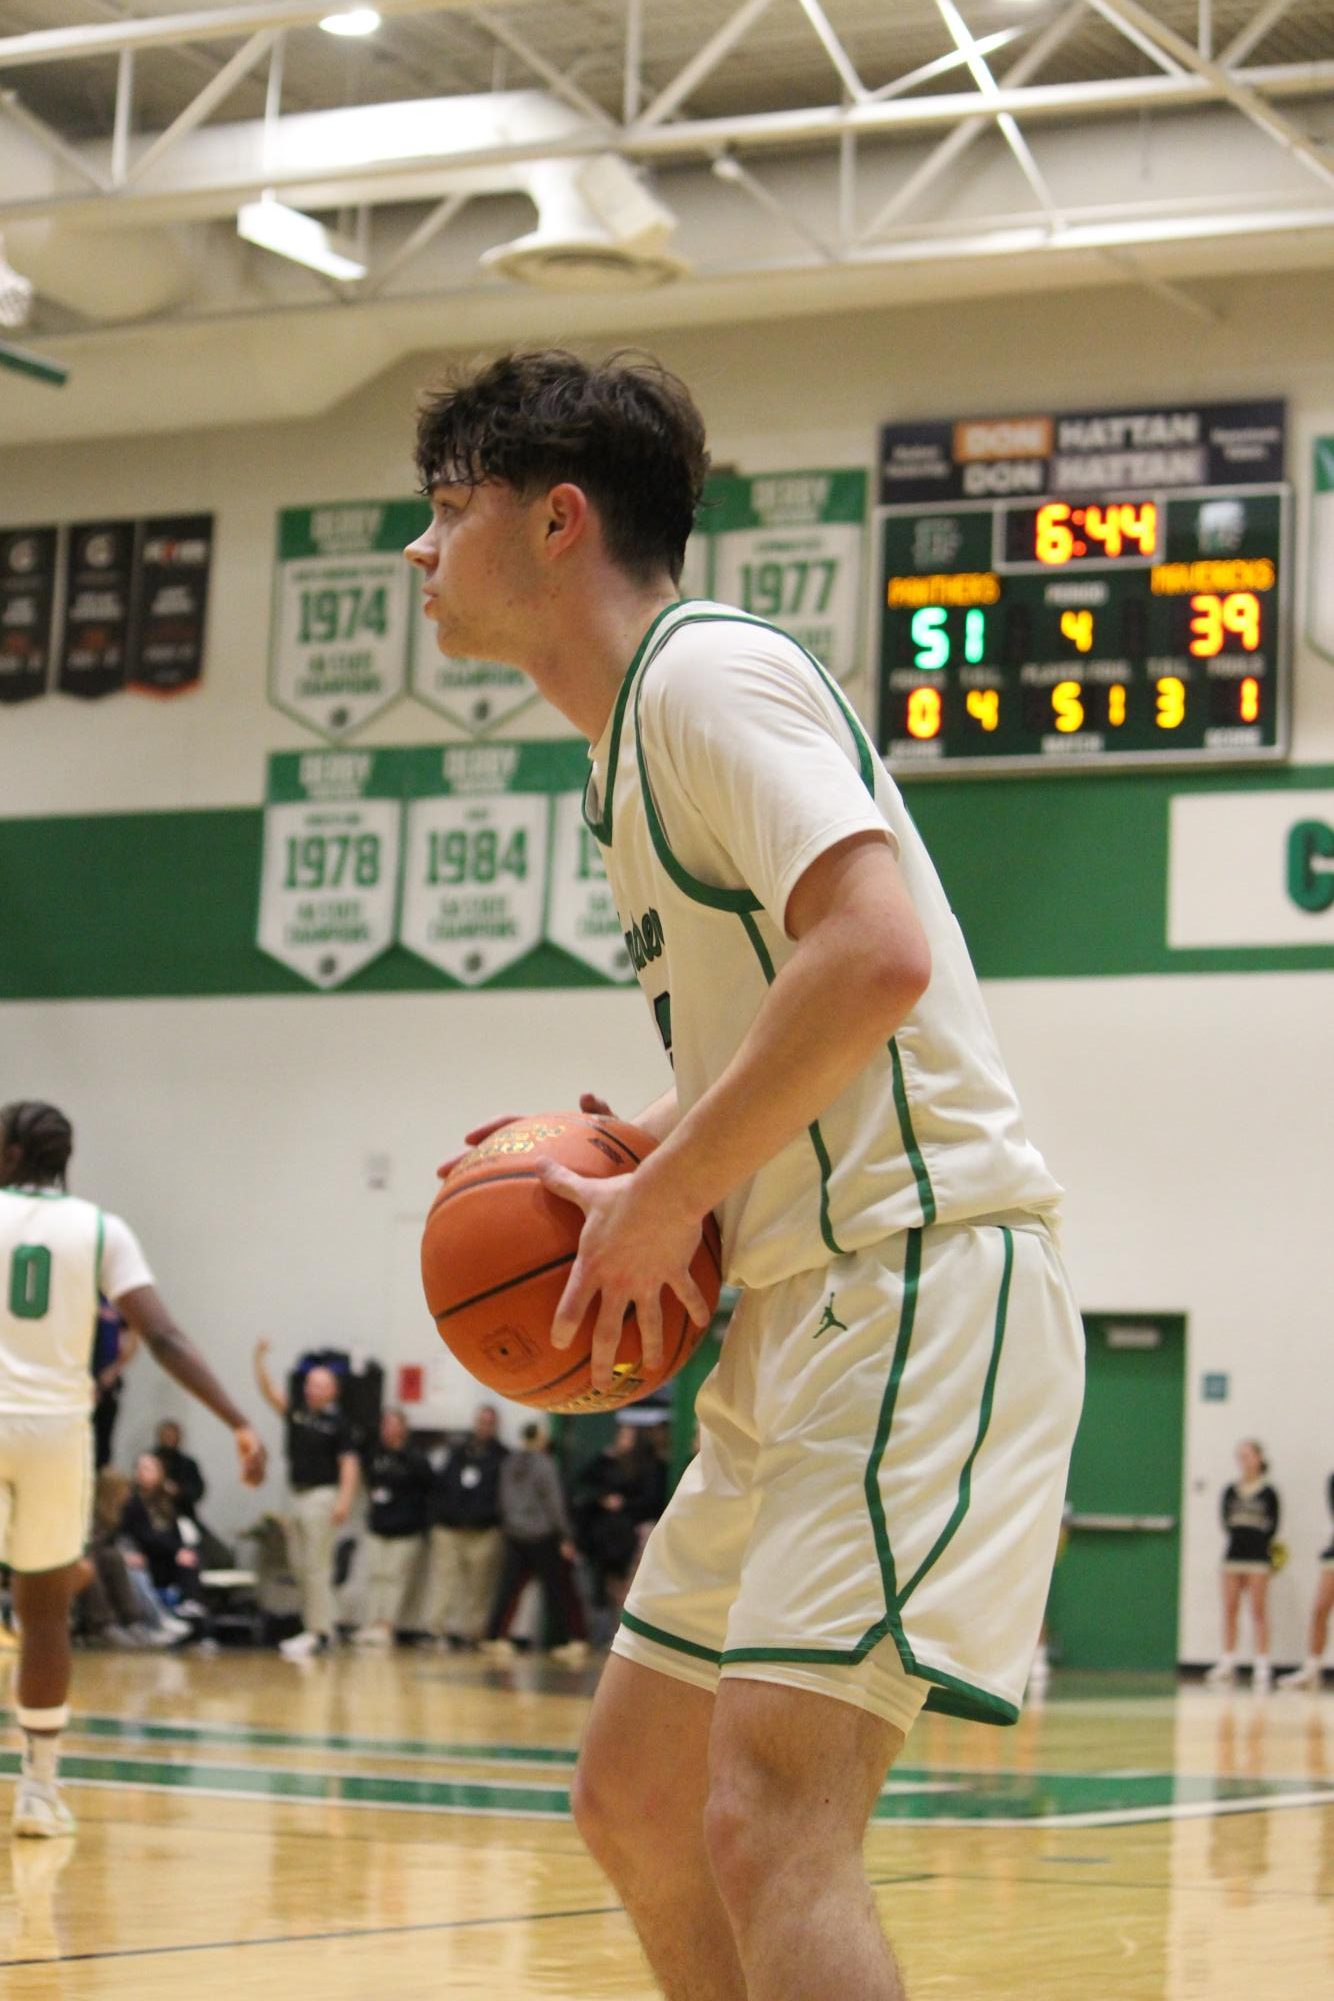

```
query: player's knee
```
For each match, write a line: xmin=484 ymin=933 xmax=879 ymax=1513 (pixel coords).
xmin=570 ymin=1743 xmax=646 ymax=1866
xmin=569 ymin=1752 xmax=615 ymax=1859
xmin=702 ymin=1768 xmax=784 ymax=1917
xmin=574 ymin=1737 xmax=705 ymax=1879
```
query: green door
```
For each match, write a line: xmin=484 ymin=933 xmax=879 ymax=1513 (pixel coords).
xmin=1046 ymin=1314 xmax=1186 ymax=1672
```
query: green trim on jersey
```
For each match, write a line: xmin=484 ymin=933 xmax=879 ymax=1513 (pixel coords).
xmin=920 ymin=1671 xmax=1021 ymax=1728
xmin=862 ymin=1223 xmax=921 ymax=1656
xmin=897 ymin=1227 xmax=1014 ymax=1610
xmin=737 ymin=909 xmax=846 ymax=1258
xmin=582 ymin=599 xmax=683 ymax=846
xmin=888 ymin=1039 xmax=937 ymax=1227
xmin=644 ymin=604 xmax=878 ymax=798
xmin=635 ymin=716 xmax=763 ymax=914
xmin=631 ymin=653 xmax=761 ymax=916
xmin=724 ymin=1229 xmax=922 ymax=1675
xmin=626 ymin=603 xmax=879 ymax=908
xmin=2 ymin=1186 xmax=69 ymax=1200
xmin=720 ymin=1224 xmax=1024 ymax=1728
xmin=619 ymin=1610 xmax=722 ymax=1665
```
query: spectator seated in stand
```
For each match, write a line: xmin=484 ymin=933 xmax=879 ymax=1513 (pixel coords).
xmin=77 ymin=1468 xmax=191 ymax=1648
xmin=118 ymin=1453 xmax=206 ymax=1615
xmin=152 ymin=1417 xmax=234 ymax=1567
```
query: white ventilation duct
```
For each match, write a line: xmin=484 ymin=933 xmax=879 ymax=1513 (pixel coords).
xmin=482 ymin=156 xmax=687 ymax=292
xmin=4 ymin=219 xmax=194 ymax=323
xmin=0 ymin=91 xmax=684 ymax=320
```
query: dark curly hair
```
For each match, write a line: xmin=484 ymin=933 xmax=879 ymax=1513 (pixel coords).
xmin=414 ymin=349 xmax=709 ymax=585
xmin=1 ymin=1100 xmax=74 ymax=1186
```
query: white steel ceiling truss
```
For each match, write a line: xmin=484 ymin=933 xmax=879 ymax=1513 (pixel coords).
xmin=0 ymin=0 xmax=1329 ymax=399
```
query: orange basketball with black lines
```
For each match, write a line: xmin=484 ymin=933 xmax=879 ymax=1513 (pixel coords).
xmin=421 ymin=1111 xmax=723 ymax=1413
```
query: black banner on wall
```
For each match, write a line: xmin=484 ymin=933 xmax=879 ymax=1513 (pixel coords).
xmin=57 ymin=519 xmax=137 ymax=700
xmin=0 ymin=526 xmax=58 ymax=705
xmin=129 ymin=514 xmax=213 ymax=693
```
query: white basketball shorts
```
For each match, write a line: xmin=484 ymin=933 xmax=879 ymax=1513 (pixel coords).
xmin=614 ymin=1216 xmax=1085 ymax=1734
xmin=0 ymin=1413 xmax=94 ymax=1573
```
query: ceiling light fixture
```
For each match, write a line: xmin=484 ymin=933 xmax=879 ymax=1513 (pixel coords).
xmin=238 ymin=199 xmax=367 ymax=281
xmin=319 ymin=7 xmax=382 ymax=35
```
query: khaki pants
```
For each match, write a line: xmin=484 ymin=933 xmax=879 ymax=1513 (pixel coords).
xmin=426 ymin=1525 xmax=503 ymax=1641
xmin=289 ymin=1485 xmax=339 ymax=1639
xmin=365 ymin=1533 xmax=423 ymax=1629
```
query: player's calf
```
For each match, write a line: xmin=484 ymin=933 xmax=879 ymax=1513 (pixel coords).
xmin=704 ymin=1679 xmax=907 ymax=2001
xmin=572 ymin=1655 xmax=745 ymax=2001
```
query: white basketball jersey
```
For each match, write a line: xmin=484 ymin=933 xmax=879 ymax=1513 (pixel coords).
xmin=0 ymin=1187 xmax=152 ymax=1416
xmin=584 ymin=601 xmax=1063 ymax=1291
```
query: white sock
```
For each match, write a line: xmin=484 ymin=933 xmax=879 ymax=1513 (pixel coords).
xmin=1255 ymin=1656 xmax=1270 ymax=1670
xmin=22 ymin=1730 xmax=61 ymax=1785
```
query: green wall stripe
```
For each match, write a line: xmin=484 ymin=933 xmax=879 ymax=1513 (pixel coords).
xmin=3 ymin=763 xmax=1333 ymax=1000
xmin=0 ymin=809 xmax=610 ymax=1001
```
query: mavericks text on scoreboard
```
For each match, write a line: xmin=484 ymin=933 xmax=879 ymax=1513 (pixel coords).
xmin=875 ymin=401 xmax=1290 ymax=773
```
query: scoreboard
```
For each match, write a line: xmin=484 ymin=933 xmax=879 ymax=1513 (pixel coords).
xmin=875 ymin=400 xmax=1290 ymax=773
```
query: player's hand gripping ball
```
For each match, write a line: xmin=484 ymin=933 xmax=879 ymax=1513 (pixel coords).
xmin=421 ymin=1111 xmax=723 ymax=1413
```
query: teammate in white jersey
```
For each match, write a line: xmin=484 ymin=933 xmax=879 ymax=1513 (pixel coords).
xmin=407 ymin=353 xmax=1084 ymax=2001
xmin=0 ymin=1101 xmax=266 ymax=1838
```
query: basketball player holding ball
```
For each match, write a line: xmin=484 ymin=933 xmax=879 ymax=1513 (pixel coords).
xmin=406 ymin=354 xmax=1084 ymax=2001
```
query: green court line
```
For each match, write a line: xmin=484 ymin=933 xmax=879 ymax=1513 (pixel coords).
xmin=0 ymin=1748 xmax=572 ymax=1818
xmin=21 ymin=1710 xmax=580 ymax=1766
xmin=4 ymin=1745 xmax=1330 ymax=1829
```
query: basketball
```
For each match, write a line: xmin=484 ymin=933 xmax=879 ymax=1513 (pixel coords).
xmin=421 ymin=1110 xmax=723 ymax=1413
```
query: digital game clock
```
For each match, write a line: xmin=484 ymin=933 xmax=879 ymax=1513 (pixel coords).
xmin=875 ymin=401 xmax=1290 ymax=773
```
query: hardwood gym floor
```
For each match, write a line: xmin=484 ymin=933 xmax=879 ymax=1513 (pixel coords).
xmin=1 ymin=1650 xmax=1330 ymax=1998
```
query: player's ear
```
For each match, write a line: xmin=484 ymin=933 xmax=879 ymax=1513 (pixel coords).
xmin=542 ymin=482 xmax=590 ymax=559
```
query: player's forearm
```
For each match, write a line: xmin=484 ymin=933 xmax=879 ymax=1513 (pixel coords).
xmin=640 ymin=919 xmax=925 ymax=1222
xmin=631 ymin=1087 xmax=679 ymax=1144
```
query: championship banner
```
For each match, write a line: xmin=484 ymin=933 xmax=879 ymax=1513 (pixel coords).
xmin=705 ymin=468 xmax=867 ymax=683
xmin=545 ymin=787 xmax=633 ymax=982
xmin=409 ymin=645 xmax=539 ymax=735
xmin=129 ymin=514 xmax=214 ymax=694
xmin=399 ymin=742 xmax=574 ymax=987
xmin=57 ymin=519 xmax=136 ymax=700
xmin=258 ymin=750 xmax=403 ymax=989
xmin=1310 ymin=438 xmax=1334 ymax=666
xmin=269 ymin=500 xmax=425 ymax=740
xmin=0 ymin=526 xmax=58 ymax=705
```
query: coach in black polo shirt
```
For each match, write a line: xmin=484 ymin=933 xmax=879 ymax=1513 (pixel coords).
xmin=254 ymin=1341 xmax=358 ymax=1660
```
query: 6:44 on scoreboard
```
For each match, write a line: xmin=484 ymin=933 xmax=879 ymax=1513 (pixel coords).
xmin=874 ymin=400 xmax=1291 ymax=774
